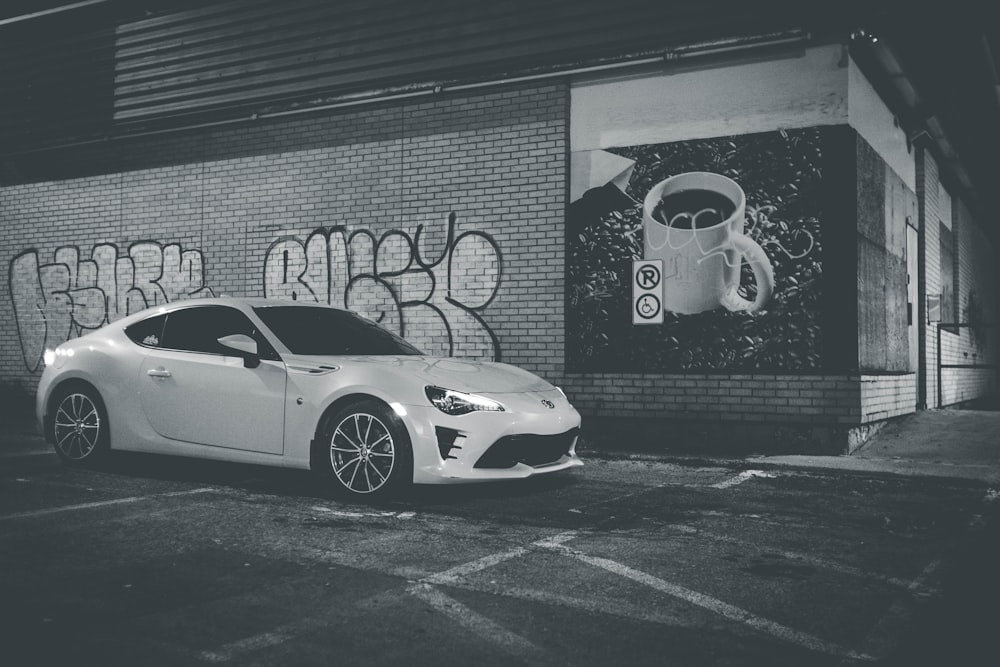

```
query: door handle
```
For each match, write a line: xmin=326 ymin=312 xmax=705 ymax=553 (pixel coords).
xmin=147 ymin=368 xmax=171 ymax=378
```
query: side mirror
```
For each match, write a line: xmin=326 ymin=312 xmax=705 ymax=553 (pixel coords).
xmin=218 ymin=334 xmax=260 ymax=369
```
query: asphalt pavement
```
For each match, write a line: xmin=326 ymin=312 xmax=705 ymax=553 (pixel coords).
xmin=3 ymin=404 xmax=999 ymax=665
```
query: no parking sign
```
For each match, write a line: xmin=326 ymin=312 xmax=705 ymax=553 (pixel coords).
xmin=632 ymin=259 xmax=663 ymax=325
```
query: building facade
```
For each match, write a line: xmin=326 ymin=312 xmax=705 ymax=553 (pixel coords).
xmin=2 ymin=1 xmax=997 ymax=452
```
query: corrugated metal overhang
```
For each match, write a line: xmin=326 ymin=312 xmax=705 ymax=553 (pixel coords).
xmin=111 ymin=0 xmax=810 ymax=126
xmin=0 ymin=1 xmax=116 ymax=152
xmin=2 ymin=0 xmax=844 ymax=152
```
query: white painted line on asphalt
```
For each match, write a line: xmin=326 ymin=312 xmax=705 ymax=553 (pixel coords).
xmin=195 ymin=591 xmax=400 ymax=663
xmin=532 ymin=531 xmax=579 ymax=548
xmin=200 ymin=631 xmax=295 ymax=663
xmin=194 ymin=531 xmax=580 ymax=665
xmin=408 ymin=582 xmax=550 ymax=665
xmin=440 ymin=578 xmax=750 ymax=635
xmin=422 ymin=531 xmax=578 ymax=586
xmin=0 ymin=488 xmax=215 ymax=521
xmin=665 ymin=524 xmax=937 ymax=597
xmin=423 ymin=545 xmax=531 ymax=584
xmin=0 ymin=449 xmax=53 ymax=459
xmin=569 ymin=483 xmax=666 ymax=513
xmin=846 ymin=557 xmax=943 ymax=663
xmin=310 ymin=506 xmax=415 ymax=520
xmin=711 ymin=470 xmax=776 ymax=490
xmin=541 ymin=541 xmax=876 ymax=662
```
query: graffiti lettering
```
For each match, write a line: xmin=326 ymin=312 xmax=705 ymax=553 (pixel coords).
xmin=10 ymin=242 xmax=214 ymax=371
xmin=264 ymin=212 xmax=502 ymax=360
xmin=747 ymin=204 xmax=816 ymax=260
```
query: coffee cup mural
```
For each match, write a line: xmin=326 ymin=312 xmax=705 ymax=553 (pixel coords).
xmin=642 ymin=171 xmax=774 ymax=314
xmin=566 ymin=128 xmax=827 ymax=372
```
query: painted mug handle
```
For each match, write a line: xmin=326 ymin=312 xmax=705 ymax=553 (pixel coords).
xmin=719 ymin=234 xmax=774 ymax=313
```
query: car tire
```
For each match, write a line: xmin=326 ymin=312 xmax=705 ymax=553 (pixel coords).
xmin=50 ymin=385 xmax=110 ymax=465
xmin=319 ymin=400 xmax=412 ymax=500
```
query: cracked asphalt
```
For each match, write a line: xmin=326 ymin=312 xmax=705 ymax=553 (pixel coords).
xmin=2 ymin=444 xmax=998 ymax=666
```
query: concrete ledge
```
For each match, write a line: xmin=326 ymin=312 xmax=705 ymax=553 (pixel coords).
xmin=578 ymin=416 xmax=862 ymax=457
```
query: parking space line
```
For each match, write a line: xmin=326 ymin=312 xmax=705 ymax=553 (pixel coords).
xmin=408 ymin=582 xmax=550 ymax=665
xmin=850 ymin=507 xmax=989 ymax=663
xmin=0 ymin=488 xmax=215 ymax=521
xmin=0 ymin=449 xmax=52 ymax=459
xmin=440 ymin=578 xmax=719 ymax=631
xmin=311 ymin=506 xmax=416 ymax=520
xmin=540 ymin=540 xmax=876 ymax=662
xmin=422 ymin=545 xmax=532 ymax=585
xmin=200 ymin=631 xmax=295 ymax=663
xmin=711 ymin=470 xmax=777 ymax=489
xmin=843 ymin=558 xmax=942 ymax=664
xmin=400 ymin=532 xmax=582 ymax=663
xmin=664 ymin=524 xmax=937 ymax=597
xmin=195 ymin=590 xmax=404 ymax=663
xmin=569 ymin=484 xmax=666 ymax=513
xmin=420 ymin=532 xmax=576 ymax=585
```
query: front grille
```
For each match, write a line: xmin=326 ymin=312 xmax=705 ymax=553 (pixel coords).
xmin=474 ymin=428 xmax=579 ymax=469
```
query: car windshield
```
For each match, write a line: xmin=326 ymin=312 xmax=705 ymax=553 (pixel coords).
xmin=253 ymin=305 xmax=423 ymax=356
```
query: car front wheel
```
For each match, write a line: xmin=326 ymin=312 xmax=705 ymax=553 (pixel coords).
xmin=51 ymin=386 xmax=109 ymax=464
xmin=320 ymin=400 xmax=412 ymax=499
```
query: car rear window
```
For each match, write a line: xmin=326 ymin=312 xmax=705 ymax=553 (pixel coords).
xmin=125 ymin=314 xmax=166 ymax=348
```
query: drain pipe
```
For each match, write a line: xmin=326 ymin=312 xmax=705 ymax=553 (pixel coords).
xmin=441 ymin=30 xmax=811 ymax=93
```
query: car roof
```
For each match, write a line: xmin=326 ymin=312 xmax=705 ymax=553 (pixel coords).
xmin=115 ymin=297 xmax=344 ymax=328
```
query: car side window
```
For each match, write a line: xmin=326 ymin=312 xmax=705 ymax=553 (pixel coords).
xmin=125 ymin=314 xmax=167 ymax=348
xmin=160 ymin=306 xmax=280 ymax=360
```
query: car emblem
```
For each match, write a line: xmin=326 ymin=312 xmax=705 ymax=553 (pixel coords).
xmin=541 ymin=400 xmax=555 ymax=409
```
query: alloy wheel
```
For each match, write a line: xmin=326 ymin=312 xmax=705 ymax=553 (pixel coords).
xmin=54 ymin=392 xmax=102 ymax=461
xmin=329 ymin=412 xmax=396 ymax=494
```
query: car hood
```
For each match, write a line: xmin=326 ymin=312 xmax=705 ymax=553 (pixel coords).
xmin=283 ymin=355 xmax=554 ymax=394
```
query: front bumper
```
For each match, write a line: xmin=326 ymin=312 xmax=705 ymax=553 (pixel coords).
xmin=404 ymin=389 xmax=583 ymax=484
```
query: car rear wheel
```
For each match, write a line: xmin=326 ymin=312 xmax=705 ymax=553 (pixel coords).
xmin=51 ymin=387 xmax=109 ymax=464
xmin=320 ymin=400 xmax=412 ymax=499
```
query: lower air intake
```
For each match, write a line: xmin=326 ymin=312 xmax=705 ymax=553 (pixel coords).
xmin=474 ymin=428 xmax=579 ymax=469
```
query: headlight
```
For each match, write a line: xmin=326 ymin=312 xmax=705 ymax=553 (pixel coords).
xmin=425 ymin=386 xmax=505 ymax=415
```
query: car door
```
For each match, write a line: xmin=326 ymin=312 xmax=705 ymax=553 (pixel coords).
xmin=137 ymin=305 xmax=286 ymax=454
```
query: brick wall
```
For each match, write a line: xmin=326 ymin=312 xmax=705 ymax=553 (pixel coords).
xmin=4 ymin=75 xmax=996 ymax=444
xmin=950 ymin=197 xmax=998 ymax=404
xmin=1 ymin=83 xmax=568 ymax=396
xmin=562 ymin=374 xmax=862 ymax=424
xmin=860 ymin=374 xmax=917 ymax=422
xmin=562 ymin=372 xmax=916 ymax=426
xmin=919 ymin=151 xmax=999 ymax=407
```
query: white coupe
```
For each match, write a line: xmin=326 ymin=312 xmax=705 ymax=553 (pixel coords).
xmin=36 ymin=298 xmax=582 ymax=498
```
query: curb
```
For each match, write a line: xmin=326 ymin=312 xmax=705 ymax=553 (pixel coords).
xmin=580 ymin=448 xmax=1000 ymax=486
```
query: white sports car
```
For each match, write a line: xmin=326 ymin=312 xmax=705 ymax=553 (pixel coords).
xmin=36 ymin=298 xmax=582 ymax=498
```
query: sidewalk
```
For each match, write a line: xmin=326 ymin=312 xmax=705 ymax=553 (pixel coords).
xmin=3 ymin=406 xmax=999 ymax=484
xmin=755 ymin=409 xmax=1000 ymax=485
xmin=579 ymin=408 xmax=1000 ymax=485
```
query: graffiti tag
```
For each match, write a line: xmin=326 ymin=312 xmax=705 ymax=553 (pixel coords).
xmin=10 ymin=242 xmax=214 ymax=371
xmin=263 ymin=212 xmax=503 ymax=360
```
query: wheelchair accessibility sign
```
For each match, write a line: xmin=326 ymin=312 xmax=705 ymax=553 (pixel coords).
xmin=632 ymin=259 xmax=663 ymax=325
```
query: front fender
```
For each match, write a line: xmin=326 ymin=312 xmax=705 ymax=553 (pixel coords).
xmin=282 ymin=368 xmax=425 ymax=470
